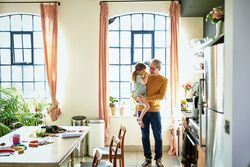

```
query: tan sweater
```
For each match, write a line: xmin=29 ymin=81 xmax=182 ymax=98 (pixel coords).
xmin=137 ymin=74 xmax=168 ymax=112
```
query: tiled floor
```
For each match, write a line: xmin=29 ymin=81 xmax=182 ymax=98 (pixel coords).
xmin=75 ymin=151 xmax=182 ymax=167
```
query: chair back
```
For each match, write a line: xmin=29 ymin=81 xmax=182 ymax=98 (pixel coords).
xmin=92 ymin=149 xmax=102 ymax=167
xmin=108 ymin=135 xmax=120 ymax=167
xmin=118 ymin=125 xmax=126 ymax=153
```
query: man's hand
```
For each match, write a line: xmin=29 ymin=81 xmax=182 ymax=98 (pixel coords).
xmin=137 ymin=95 xmax=147 ymax=103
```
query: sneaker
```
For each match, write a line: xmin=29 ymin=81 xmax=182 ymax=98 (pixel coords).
xmin=141 ymin=158 xmax=152 ymax=167
xmin=156 ymin=159 xmax=164 ymax=167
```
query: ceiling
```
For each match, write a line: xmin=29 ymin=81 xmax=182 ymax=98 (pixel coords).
xmin=180 ymin=0 xmax=224 ymax=17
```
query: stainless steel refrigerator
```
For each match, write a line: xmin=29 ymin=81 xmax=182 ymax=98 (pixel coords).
xmin=199 ymin=42 xmax=224 ymax=167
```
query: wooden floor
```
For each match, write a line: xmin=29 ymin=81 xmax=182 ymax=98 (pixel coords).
xmin=74 ymin=151 xmax=182 ymax=167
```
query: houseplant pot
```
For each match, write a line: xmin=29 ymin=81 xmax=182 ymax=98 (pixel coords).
xmin=109 ymin=96 xmax=118 ymax=116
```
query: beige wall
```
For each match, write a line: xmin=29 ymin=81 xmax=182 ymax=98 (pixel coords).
xmin=0 ymin=0 xmax=203 ymax=146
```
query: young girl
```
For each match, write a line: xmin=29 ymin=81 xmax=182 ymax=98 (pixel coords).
xmin=131 ymin=62 xmax=150 ymax=128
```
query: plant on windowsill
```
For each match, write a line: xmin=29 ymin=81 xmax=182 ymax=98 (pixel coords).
xmin=109 ymin=96 xmax=118 ymax=116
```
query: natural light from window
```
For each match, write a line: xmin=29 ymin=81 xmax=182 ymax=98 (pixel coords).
xmin=108 ymin=13 xmax=170 ymax=117
xmin=0 ymin=13 xmax=49 ymax=99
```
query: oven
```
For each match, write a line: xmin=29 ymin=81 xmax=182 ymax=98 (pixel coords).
xmin=181 ymin=118 xmax=199 ymax=167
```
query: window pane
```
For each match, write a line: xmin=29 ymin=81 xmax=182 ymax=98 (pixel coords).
xmin=109 ymin=17 xmax=119 ymax=30
xmin=34 ymin=83 xmax=45 ymax=97
xmin=120 ymin=32 xmax=131 ymax=47
xmin=34 ymin=16 xmax=41 ymax=31
xmin=155 ymin=31 xmax=165 ymax=47
xmin=120 ymin=66 xmax=131 ymax=81
xmin=23 ymin=66 xmax=33 ymax=81
xmin=0 ymin=32 xmax=10 ymax=47
xmin=109 ymin=31 xmax=119 ymax=47
xmin=143 ymin=14 xmax=154 ymax=30
xmin=0 ymin=49 xmax=11 ymax=64
xmin=155 ymin=15 xmax=165 ymax=30
xmin=134 ymin=49 xmax=142 ymax=62
xmin=12 ymin=66 xmax=22 ymax=81
xmin=109 ymin=65 xmax=119 ymax=81
xmin=109 ymin=48 xmax=119 ymax=64
xmin=14 ymin=49 xmax=23 ymax=63
xmin=34 ymin=66 xmax=45 ymax=81
xmin=23 ymin=83 xmax=33 ymax=98
xmin=24 ymin=49 xmax=32 ymax=63
xmin=11 ymin=15 xmax=22 ymax=31
xmin=134 ymin=34 xmax=142 ymax=47
xmin=13 ymin=34 xmax=22 ymax=48
xmin=13 ymin=83 xmax=22 ymax=92
xmin=120 ymin=49 xmax=131 ymax=64
xmin=166 ymin=18 xmax=170 ymax=30
xmin=143 ymin=48 xmax=152 ymax=61
xmin=155 ymin=48 xmax=165 ymax=63
xmin=143 ymin=34 xmax=152 ymax=47
xmin=120 ymin=15 xmax=131 ymax=30
xmin=22 ymin=15 xmax=32 ymax=31
xmin=109 ymin=82 xmax=119 ymax=97
xmin=132 ymin=14 xmax=142 ymax=30
xmin=166 ymin=31 xmax=170 ymax=47
xmin=160 ymin=64 xmax=166 ymax=76
xmin=1 ymin=66 xmax=11 ymax=81
xmin=33 ymin=32 xmax=43 ymax=48
xmin=34 ymin=49 xmax=44 ymax=64
xmin=120 ymin=82 xmax=131 ymax=98
xmin=167 ymin=48 xmax=170 ymax=62
xmin=0 ymin=16 xmax=10 ymax=30
xmin=23 ymin=34 xmax=31 ymax=48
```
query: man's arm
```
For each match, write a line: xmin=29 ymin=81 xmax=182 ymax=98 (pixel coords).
xmin=138 ymin=78 xmax=168 ymax=103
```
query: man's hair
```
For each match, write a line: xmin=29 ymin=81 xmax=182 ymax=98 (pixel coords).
xmin=151 ymin=59 xmax=162 ymax=70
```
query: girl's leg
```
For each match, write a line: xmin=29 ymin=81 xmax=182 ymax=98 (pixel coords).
xmin=138 ymin=102 xmax=150 ymax=128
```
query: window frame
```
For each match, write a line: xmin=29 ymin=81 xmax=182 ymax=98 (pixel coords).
xmin=11 ymin=31 xmax=34 ymax=65
xmin=131 ymin=30 xmax=155 ymax=65
xmin=108 ymin=13 xmax=170 ymax=115
xmin=0 ymin=13 xmax=49 ymax=99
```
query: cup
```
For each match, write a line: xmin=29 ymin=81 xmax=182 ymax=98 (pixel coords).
xmin=9 ymin=134 xmax=20 ymax=145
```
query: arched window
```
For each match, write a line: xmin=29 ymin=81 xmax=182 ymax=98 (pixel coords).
xmin=108 ymin=13 xmax=170 ymax=115
xmin=0 ymin=14 xmax=49 ymax=99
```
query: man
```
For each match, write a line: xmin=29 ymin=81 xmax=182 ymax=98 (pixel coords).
xmin=137 ymin=59 xmax=168 ymax=167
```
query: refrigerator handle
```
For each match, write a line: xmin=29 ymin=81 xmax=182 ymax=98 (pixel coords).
xmin=199 ymin=78 xmax=206 ymax=148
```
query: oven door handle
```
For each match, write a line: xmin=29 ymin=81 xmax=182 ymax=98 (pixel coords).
xmin=186 ymin=133 xmax=196 ymax=146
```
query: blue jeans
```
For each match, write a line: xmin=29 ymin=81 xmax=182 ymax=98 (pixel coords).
xmin=138 ymin=111 xmax=162 ymax=160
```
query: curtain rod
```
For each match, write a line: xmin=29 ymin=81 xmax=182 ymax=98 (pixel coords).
xmin=0 ymin=1 xmax=60 ymax=6
xmin=100 ymin=0 xmax=180 ymax=3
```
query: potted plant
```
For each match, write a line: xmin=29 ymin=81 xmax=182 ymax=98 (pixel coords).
xmin=109 ymin=96 xmax=118 ymax=116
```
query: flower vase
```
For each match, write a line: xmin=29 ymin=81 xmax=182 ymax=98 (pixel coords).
xmin=215 ymin=20 xmax=224 ymax=37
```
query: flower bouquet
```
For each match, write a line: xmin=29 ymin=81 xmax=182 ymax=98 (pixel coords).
xmin=205 ymin=6 xmax=224 ymax=24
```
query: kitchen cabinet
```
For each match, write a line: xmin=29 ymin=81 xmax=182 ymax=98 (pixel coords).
xmin=197 ymin=145 xmax=206 ymax=167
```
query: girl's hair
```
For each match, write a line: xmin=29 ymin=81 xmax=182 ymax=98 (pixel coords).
xmin=132 ymin=62 xmax=147 ymax=83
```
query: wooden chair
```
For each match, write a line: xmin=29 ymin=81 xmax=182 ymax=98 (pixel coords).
xmin=97 ymin=125 xmax=127 ymax=167
xmin=82 ymin=136 xmax=120 ymax=167
xmin=80 ymin=149 xmax=102 ymax=167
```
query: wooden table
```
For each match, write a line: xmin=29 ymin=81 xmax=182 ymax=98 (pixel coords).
xmin=0 ymin=126 xmax=89 ymax=167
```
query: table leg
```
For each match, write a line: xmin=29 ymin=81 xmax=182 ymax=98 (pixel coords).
xmin=70 ymin=152 xmax=74 ymax=167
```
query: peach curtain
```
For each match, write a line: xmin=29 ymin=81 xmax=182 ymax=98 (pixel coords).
xmin=168 ymin=1 xmax=180 ymax=156
xmin=98 ymin=2 xmax=109 ymax=141
xmin=40 ymin=3 xmax=61 ymax=122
